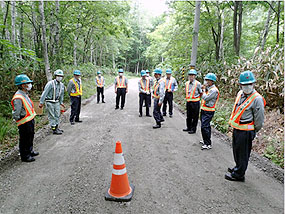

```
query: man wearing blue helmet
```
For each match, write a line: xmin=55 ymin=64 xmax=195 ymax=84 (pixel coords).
xmin=95 ymin=71 xmax=105 ymax=104
xmin=152 ymin=68 xmax=165 ymax=129
xmin=67 ymin=70 xmax=83 ymax=125
xmin=225 ymin=71 xmax=265 ymax=182
xmin=162 ymin=69 xmax=178 ymax=118
xmin=138 ymin=70 xmax=152 ymax=117
xmin=114 ymin=69 xmax=128 ymax=110
xmin=200 ymin=73 xmax=220 ymax=150
xmin=11 ymin=74 xmax=39 ymax=162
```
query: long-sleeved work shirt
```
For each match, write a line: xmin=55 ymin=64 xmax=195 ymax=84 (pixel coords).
xmin=67 ymin=78 xmax=81 ymax=96
xmin=12 ymin=90 xmax=33 ymax=121
xmin=186 ymin=79 xmax=202 ymax=98
xmin=164 ymin=77 xmax=178 ymax=92
xmin=138 ymin=78 xmax=151 ymax=94
xmin=95 ymin=76 xmax=105 ymax=87
xmin=40 ymin=79 xmax=65 ymax=104
xmin=153 ymin=77 xmax=165 ymax=103
xmin=202 ymin=84 xmax=219 ymax=107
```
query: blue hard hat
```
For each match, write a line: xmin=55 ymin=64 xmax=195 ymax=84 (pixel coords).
xmin=118 ymin=69 xmax=124 ymax=73
xmin=188 ymin=69 xmax=197 ymax=75
xmin=239 ymin=70 xmax=256 ymax=85
xmin=166 ymin=69 xmax=172 ymax=74
xmin=141 ymin=70 xmax=146 ymax=76
xmin=145 ymin=70 xmax=150 ymax=73
xmin=14 ymin=74 xmax=33 ymax=86
xmin=73 ymin=70 xmax=81 ymax=76
xmin=205 ymin=73 xmax=217 ymax=82
xmin=97 ymin=71 xmax=101 ymax=75
xmin=154 ymin=68 xmax=162 ymax=75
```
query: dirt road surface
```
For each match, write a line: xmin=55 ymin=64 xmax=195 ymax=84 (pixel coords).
xmin=0 ymin=79 xmax=283 ymax=214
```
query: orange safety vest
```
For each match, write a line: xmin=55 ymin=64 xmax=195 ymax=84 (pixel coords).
xmin=116 ymin=76 xmax=126 ymax=88
xmin=164 ymin=77 xmax=173 ymax=90
xmin=201 ymin=86 xmax=220 ymax=111
xmin=140 ymin=78 xmax=150 ymax=93
xmin=96 ymin=76 xmax=104 ymax=87
xmin=153 ymin=79 xmax=164 ymax=99
xmin=185 ymin=80 xmax=200 ymax=102
xmin=228 ymin=91 xmax=266 ymax=131
xmin=70 ymin=78 xmax=82 ymax=96
xmin=11 ymin=94 xmax=36 ymax=126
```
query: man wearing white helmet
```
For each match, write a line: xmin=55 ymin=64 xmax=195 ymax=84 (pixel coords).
xmin=39 ymin=69 xmax=65 ymax=135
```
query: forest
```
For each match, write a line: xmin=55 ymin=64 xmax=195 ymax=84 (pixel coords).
xmin=0 ymin=1 xmax=284 ymax=167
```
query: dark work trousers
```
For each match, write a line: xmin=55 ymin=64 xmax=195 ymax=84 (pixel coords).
xmin=116 ymin=88 xmax=126 ymax=108
xmin=200 ymin=110 xmax=215 ymax=146
xmin=139 ymin=93 xmax=150 ymax=116
xmin=147 ymin=94 xmax=151 ymax=107
xmin=153 ymin=98 xmax=164 ymax=125
xmin=186 ymin=101 xmax=200 ymax=132
xmin=70 ymin=96 xmax=81 ymax=122
xmin=97 ymin=87 xmax=104 ymax=103
xmin=18 ymin=119 xmax=35 ymax=160
xmin=232 ymin=129 xmax=256 ymax=178
xmin=162 ymin=91 xmax=173 ymax=115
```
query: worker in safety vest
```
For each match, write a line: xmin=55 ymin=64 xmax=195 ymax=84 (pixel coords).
xmin=114 ymin=69 xmax=128 ymax=110
xmin=138 ymin=70 xmax=152 ymax=117
xmin=145 ymin=70 xmax=153 ymax=107
xmin=95 ymin=71 xmax=105 ymax=104
xmin=11 ymin=74 xmax=39 ymax=162
xmin=39 ymin=69 xmax=65 ymax=135
xmin=183 ymin=69 xmax=203 ymax=134
xmin=225 ymin=71 xmax=265 ymax=182
xmin=152 ymin=68 xmax=165 ymax=129
xmin=67 ymin=70 xmax=83 ymax=125
xmin=162 ymin=69 xmax=178 ymax=118
xmin=200 ymin=73 xmax=220 ymax=150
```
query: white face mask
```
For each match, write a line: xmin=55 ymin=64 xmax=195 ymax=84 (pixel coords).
xmin=203 ymin=80 xmax=208 ymax=86
xmin=146 ymin=73 xmax=149 ymax=77
xmin=26 ymin=83 xmax=32 ymax=91
xmin=56 ymin=76 xmax=63 ymax=82
xmin=98 ymin=74 xmax=101 ymax=77
xmin=242 ymin=85 xmax=254 ymax=94
xmin=119 ymin=73 xmax=123 ymax=76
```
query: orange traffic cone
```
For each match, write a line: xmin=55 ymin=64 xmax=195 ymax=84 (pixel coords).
xmin=105 ymin=141 xmax=135 ymax=202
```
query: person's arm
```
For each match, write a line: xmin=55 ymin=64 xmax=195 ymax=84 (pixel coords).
xmin=202 ymin=88 xmax=217 ymax=102
xmin=125 ymin=77 xmax=128 ymax=93
xmin=158 ymin=81 xmax=165 ymax=104
xmin=95 ymin=77 xmax=99 ymax=87
xmin=138 ymin=80 xmax=144 ymax=93
xmin=39 ymin=82 xmax=51 ymax=104
xmin=114 ymin=78 xmax=117 ymax=93
xmin=12 ymin=99 xmax=23 ymax=121
xmin=197 ymin=83 xmax=203 ymax=97
xmin=173 ymin=78 xmax=178 ymax=92
xmin=67 ymin=80 xmax=73 ymax=95
xmin=103 ymin=77 xmax=105 ymax=87
xmin=253 ymin=96 xmax=265 ymax=132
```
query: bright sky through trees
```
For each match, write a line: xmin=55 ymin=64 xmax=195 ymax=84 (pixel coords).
xmin=136 ymin=0 xmax=168 ymax=16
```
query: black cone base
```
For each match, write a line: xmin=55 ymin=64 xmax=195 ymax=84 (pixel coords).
xmin=105 ymin=184 xmax=135 ymax=202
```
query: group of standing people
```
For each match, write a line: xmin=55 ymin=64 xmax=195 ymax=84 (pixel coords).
xmin=11 ymin=67 xmax=265 ymax=182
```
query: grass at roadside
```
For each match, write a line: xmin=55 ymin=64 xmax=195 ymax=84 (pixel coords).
xmin=174 ymin=86 xmax=284 ymax=168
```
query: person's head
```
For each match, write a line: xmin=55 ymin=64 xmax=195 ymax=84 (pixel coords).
xmin=145 ymin=70 xmax=150 ymax=77
xmin=141 ymin=70 xmax=146 ymax=79
xmin=166 ymin=69 xmax=172 ymax=79
xmin=154 ymin=68 xmax=162 ymax=79
xmin=73 ymin=70 xmax=81 ymax=80
xmin=239 ymin=70 xmax=256 ymax=94
xmin=54 ymin=69 xmax=64 ymax=82
xmin=118 ymin=69 xmax=124 ymax=76
xmin=204 ymin=73 xmax=217 ymax=87
xmin=188 ymin=69 xmax=197 ymax=82
xmin=15 ymin=74 xmax=33 ymax=92
xmin=97 ymin=71 xmax=101 ymax=77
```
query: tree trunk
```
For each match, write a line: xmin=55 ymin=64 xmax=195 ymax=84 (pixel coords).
xmin=219 ymin=7 xmax=224 ymax=61
xmin=112 ymin=52 xmax=116 ymax=69
xmin=276 ymin=1 xmax=280 ymax=43
xmin=190 ymin=1 xmax=201 ymax=67
xmin=39 ymin=0 xmax=52 ymax=81
xmin=233 ymin=1 xmax=243 ymax=56
xmin=261 ymin=3 xmax=274 ymax=50
xmin=0 ymin=2 xmax=9 ymax=58
xmin=54 ymin=0 xmax=60 ymax=65
xmin=11 ymin=0 xmax=16 ymax=46
xmin=90 ymin=41 xmax=94 ymax=64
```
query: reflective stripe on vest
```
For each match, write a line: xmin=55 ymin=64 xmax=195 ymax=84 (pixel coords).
xmin=164 ymin=77 xmax=172 ymax=90
xmin=11 ymin=94 xmax=36 ymax=126
xmin=185 ymin=81 xmax=200 ymax=102
xmin=116 ymin=76 xmax=126 ymax=88
xmin=153 ymin=79 xmax=163 ymax=99
xmin=201 ymin=86 xmax=220 ymax=111
xmin=140 ymin=78 xmax=150 ymax=93
xmin=46 ymin=80 xmax=62 ymax=102
xmin=96 ymin=76 xmax=104 ymax=87
xmin=228 ymin=91 xmax=266 ymax=131
xmin=70 ymin=78 xmax=82 ymax=96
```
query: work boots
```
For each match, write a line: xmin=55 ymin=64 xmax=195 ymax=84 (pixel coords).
xmin=52 ymin=126 xmax=62 ymax=135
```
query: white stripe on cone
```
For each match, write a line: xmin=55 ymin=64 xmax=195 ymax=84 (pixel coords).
xmin=112 ymin=168 xmax=127 ymax=175
xmin=114 ymin=153 xmax=125 ymax=165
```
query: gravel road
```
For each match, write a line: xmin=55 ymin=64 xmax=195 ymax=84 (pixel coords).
xmin=0 ymin=79 xmax=283 ymax=214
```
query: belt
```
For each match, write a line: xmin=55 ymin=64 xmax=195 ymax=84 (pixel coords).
xmin=240 ymin=121 xmax=253 ymax=124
